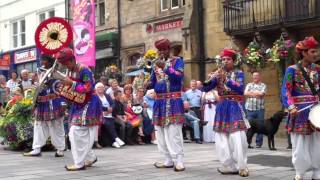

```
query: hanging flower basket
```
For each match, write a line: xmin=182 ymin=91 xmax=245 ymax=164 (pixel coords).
xmin=243 ymin=41 xmax=266 ymax=70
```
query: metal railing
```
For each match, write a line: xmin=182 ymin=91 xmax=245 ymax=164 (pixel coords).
xmin=223 ymin=0 xmax=320 ymax=34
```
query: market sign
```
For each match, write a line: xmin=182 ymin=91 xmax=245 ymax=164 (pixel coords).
xmin=14 ymin=48 xmax=37 ymax=64
xmin=0 ymin=53 xmax=10 ymax=70
xmin=154 ymin=18 xmax=183 ymax=32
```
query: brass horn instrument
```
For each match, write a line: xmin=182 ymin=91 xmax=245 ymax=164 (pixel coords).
xmin=32 ymin=17 xmax=72 ymax=108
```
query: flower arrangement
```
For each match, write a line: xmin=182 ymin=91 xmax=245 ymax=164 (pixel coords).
xmin=137 ymin=50 xmax=159 ymax=69
xmin=267 ymin=35 xmax=295 ymax=63
xmin=243 ymin=41 xmax=265 ymax=69
xmin=0 ymin=89 xmax=35 ymax=150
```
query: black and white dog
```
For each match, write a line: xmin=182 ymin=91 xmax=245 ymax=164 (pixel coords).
xmin=246 ymin=111 xmax=286 ymax=150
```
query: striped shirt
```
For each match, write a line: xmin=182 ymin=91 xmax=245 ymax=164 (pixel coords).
xmin=245 ymin=82 xmax=266 ymax=111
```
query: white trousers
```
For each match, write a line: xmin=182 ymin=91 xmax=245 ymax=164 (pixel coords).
xmin=291 ymin=132 xmax=320 ymax=179
xmin=155 ymin=124 xmax=184 ymax=164
xmin=32 ymin=117 xmax=65 ymax=151
xmin=69 ymin=125 xmax=97 ymax=168
xmin=215 ymin=131 xmax=248 ymax=170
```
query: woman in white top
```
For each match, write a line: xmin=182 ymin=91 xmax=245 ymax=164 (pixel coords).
xmin=6 ymin=71 xmax=19 ymax=98
xmin=201 ymin=90 xmax=219 ymax=143
xmin=95 ymin=82 xmax=125 ymax=148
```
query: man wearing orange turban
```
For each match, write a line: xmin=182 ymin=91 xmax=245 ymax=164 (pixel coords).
xmin=281 ymin=36 xmax=320 ymax=180
xmin=203 ymin=48 xmax=249 ymax=177
xmin=150 ymin=38 xmax=185 ymax=172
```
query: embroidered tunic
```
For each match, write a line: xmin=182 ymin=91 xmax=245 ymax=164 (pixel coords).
xmin=202 ymin=70 xmax=247 ymax=133
xmin=35 ymin=79 xmax=64 ymax=121
xmin=281 ymin=63 xmax=320 ymax=135
xmin=66 ymin=63 xmax=102 ymax=127
xmin=149 ymin=57 xmax=185 ymax=126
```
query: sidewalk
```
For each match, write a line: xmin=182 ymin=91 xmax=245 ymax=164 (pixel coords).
xmin=0 ymin=137 xmax=311 ymax=180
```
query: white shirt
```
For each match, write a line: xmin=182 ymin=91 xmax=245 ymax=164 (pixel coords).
xmin=98 ymin=95 xmax=113 ymax=118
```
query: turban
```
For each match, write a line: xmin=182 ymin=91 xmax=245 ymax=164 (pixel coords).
xmin=54 ymin=47 xmax=74 ymax=64
xmin=220 ymin=48 xmax=237 ymax=59
xmin=296 ymin=36 xmax=319 ymax=53
xmin=155 ymin=38 xmax=171 ymax=50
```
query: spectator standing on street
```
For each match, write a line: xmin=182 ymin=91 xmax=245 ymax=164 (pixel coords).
xmin=0 ymin=75 xmax=8 ymax=109
xmin=244 ymin=71 xmax=266 ymax=148
xmin=201 ymin=89 xmax=219 ymax=143
xmin=6 ymin=71 xmax=19 ymax=98
xmin=19 ymin=69 xmax=33 ymax=92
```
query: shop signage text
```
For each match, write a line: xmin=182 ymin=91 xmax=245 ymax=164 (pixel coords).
xmin=154 ymin=19 xmax=183 ymax=32
xmin=14 ymin=48 xmax=37 ymax=64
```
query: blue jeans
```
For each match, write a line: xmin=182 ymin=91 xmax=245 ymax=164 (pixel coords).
xmin=184 ymin=110 xmax=200 ymax=140
xmin=246 ymin=109 xmax=265 ymax=146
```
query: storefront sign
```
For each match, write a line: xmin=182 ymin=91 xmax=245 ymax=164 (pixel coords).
xmin=14 ymin=48 xmax=37 ymax=64
xmin=0 ymin=53 xmax=10 ymax=70
xmin=154 ymin=19 xmax=183 ymax=32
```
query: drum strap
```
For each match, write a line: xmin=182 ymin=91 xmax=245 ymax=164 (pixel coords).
xmin=297 ymin=62 xmax=319 ymax=97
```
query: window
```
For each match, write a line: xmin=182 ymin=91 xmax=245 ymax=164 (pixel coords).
xmin=38 ymin=10 xmax=55 ymax=23
xmin=181 ymin=0 xmax=186 ymax=6
xmin=95 ymin=0 xmax=105 ymax=26
xmin=171 ymin=0 xmax=179 ymax=9
xmin=12 ymin=19 xmax=25 ymax=48
xmin=161 ymin=0 xmax=169 ymax=11
xmin=49 ymin=10 xmax=55 ymax=18
xmin=161 ymin=0 xmax=185 ymax=11
xmin=39 ymin=13 xmax=46 ymax=23
xmin=129 ymin=53 xmax=141 ymax=66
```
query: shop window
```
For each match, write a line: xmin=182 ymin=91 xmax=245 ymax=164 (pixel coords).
xmin=95 ymin=0 xmax=105 ymax=26
xmin=129 ymin=53 xmax=141 ymax=66
xmin=12 ymin=19 xmax=25 ymax=48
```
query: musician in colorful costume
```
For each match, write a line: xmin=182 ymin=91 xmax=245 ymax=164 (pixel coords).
xmin=23 ymin=54 xmax=65 ymax=157
xmin=55 ymin=48 xmax=102 ymax=171
xmin=149 ymin=38 xmax=185 ymax=172
xmin=202 ymin=48 xmax=249 ymax=177
xmin=281 ymin=36 xmax=320 ymax=180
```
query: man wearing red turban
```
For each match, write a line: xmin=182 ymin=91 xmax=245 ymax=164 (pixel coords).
xmin=150 ymin=38 xmax=185 ymax=172
xmin=54 ymin=47 xmax=102 ymax=171
xmin=203 ymin=48 xmax=249 ymax=177
xmin=281 ymin=36 xmax=320 ymax=180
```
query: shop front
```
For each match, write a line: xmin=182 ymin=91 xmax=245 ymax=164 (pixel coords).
xmin=0 ymin=52 xmax=11 ymax=78
xmin=13 ymin=46 xmax=39 ymax=74
xmin=94 ymin=32 xmax=118 ymax=78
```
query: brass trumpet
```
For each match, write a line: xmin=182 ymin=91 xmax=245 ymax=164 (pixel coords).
xmin=203 ymin=63 xmax=226 ymax=85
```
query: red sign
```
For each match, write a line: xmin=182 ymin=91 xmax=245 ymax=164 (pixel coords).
xmin=0 ymin=53 xmax=10 ymax=70
xmin=14 ymin=48 xmax=37 ymax=64
xmin=154 ymin=19 xmax=183 ymax=32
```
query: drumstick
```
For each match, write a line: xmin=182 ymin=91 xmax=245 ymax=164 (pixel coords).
xmin=297 ymin=104 xmax=314 ymax=113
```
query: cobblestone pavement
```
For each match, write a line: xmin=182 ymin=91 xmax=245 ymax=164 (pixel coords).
xmin=0 ymin=138 xmax=312 ymax=180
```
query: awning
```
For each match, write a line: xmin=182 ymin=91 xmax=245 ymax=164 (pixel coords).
xmin=96 ymin=48 xmax=113 ymax=60
xmin=96 ymin=32 xmax=118 ymax=43
xmin=125 ymin=69 xmax=146 ymax=76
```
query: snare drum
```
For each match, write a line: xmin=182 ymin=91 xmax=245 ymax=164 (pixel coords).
xmin=308 ymin=103 xmax=320 ymax=130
